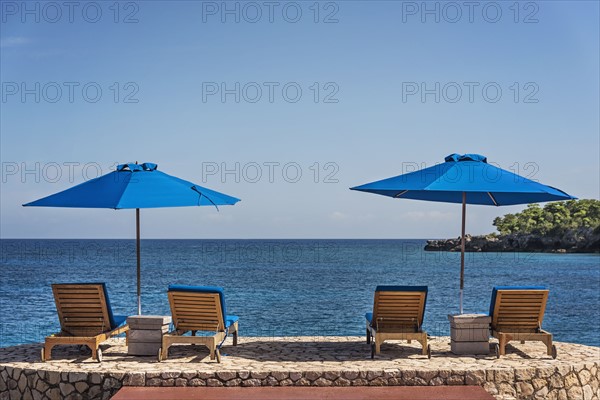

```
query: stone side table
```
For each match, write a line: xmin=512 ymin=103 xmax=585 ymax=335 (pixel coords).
xmin=448 ymin=314 xmax=491 ymax=355
xmin=127 ymin=315 xmax=172 ymax=356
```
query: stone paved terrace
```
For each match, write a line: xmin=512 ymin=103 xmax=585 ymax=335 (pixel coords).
xmin=1 ymin=336 xmax=599 ymax=400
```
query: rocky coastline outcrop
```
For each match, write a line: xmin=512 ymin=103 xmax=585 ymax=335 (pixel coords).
xmin=425 ymin=228 xmax=600 ymax=253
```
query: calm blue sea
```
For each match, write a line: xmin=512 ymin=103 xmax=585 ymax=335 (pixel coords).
xmin=1 ymin=239 xmax=599 ymax=348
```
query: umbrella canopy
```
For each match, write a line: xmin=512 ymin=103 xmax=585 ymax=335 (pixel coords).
xmin=24 ymin=162 xmax=239 ymax=209
xmin=24 ymin=162 xmax=241 ymax=314
xmin=350 ymin=153 xmax=576 ymax=313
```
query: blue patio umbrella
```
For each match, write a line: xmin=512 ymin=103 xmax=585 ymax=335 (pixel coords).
xmin=24 ymin=162 xmax=241 ymax=314
xmin=350 ymin=153 xmax=575 ymax=313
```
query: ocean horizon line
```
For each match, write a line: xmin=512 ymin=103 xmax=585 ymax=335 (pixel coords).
xmin=0 ymin=238 xmax=436 ymax=241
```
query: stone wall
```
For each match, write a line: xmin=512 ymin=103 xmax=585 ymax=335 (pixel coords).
xmin=1 ymin=363 xmax=598 ymax=400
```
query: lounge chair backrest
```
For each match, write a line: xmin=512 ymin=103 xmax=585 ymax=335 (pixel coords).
xmin=490 ymin=286 xmax=548 ymax=332
xmin=372 ymin=286 xmax=428 ymax=330
xmin=168 ymin=285 xmax=227 ymax=332
xmin=52 ymin=283 xmax=114 ymax=336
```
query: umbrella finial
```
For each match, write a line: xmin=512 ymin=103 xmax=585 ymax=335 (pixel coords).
xmin=445 ymin=154 xmax=487 ymax=163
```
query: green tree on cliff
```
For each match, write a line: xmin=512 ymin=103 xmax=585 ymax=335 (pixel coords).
xmin=493 ymin=199 xmax=600 ymax=236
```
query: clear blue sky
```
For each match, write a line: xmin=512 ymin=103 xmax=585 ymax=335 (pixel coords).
xmin=1 ymin=1 xmax=598 ymax=238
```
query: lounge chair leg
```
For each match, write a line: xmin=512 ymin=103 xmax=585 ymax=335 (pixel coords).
xmin=375 ymin=338 xmax=381 ymax=355
xmin=209 ymin=337 xmax=216 ymax=360
xmin=543 ymin=334 xmax=553 ymax=356
xmin=44 ymin=342 xmax=55 ymax=361
xmin=366 ymin=328 xmax=370 ymax=344
xmin=498 ymin=333 xmax=509 ymax=356
xmin=419 ymin=334 xmax=428 ymax=356
xmin=126 ymin=331 xmax=129 ymax=346
xmin=232 ymin=322 xmax=239 ymax=346
xmin=407 ymin=340 xmax=412 ymax=344
xmin=161 ymin=344 xmax=169 ymax=361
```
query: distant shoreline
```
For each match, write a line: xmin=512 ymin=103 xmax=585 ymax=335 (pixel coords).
xmin=425 ymin=231 xmax=600 ymax=254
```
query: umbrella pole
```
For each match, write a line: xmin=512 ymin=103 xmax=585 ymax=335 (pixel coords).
xmin=136 ymin=208 xmax=141 ymax=315
xmin=460 ymin=192 xmax=466 ymax=314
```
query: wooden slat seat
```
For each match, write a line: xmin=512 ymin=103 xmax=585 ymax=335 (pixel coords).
xmin=160 ymin=285 xmax=239 ymax=363
xmin=489 ymin=286 xmax=555 ymax=358
xmin=365 ymin=286 xmax=430 ymax=358
xmin=43 ymin=283 xmax=129 ymax=362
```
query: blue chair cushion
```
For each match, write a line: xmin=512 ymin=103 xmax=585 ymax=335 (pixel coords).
xmin=112 ymin=315 xmax=128 ymax=328
xmin=489 ymin=286 xmax=547 ymax=317
xmin=98 ymin=283 xmax=120 ymax=330
xmin=372 ymin=286 xmax=428 ymax=327
xmin=225 ymin=315 xmax=239 ymax=328
xmin=168 ymin=285 xmax=230 ymax=325
xmin=365 ymin=312 xmax=373 ymax=323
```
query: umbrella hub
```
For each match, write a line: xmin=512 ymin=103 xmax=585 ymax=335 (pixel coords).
xmin=445 ymin=153 xmax=487 ymax=163
xmin=117 ymin=163 xmax=158 ymax=172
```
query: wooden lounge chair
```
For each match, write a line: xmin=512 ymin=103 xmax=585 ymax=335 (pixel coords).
xmin=159 ymin=285 xmax=239 ymax=363
xmin=42 ymin=283 xmax=129 ymax=362
xmin=365 ymin=285 xmax=431 ymax=359
xmin=489 ymin=286 xmax=556 ymax=358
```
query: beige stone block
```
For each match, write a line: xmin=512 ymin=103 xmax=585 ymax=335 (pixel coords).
xmin=59 ymin=382 xmax=75 ymax=396
xmin=567 ymin=386 xmax=583 ymax=399
xmin=341 ymin=371 xmax=358 ymax=380
xmin=250 ymin=371 xmax=268 ymax=380
xmin=465 ymin=370 xmax=485 ymax=385
xmin=129 ymin=329 xmax=165 ymax=342
xmin=241 ymin=378 xmax=261 ymax=387
xmin=532 ymin=378 xmax=548 ymax=390
xmin=127 ymin=315 xmax=172 ymax=329
xmin=75 ymin=382 xmax=88 ymax=393
xmin=550 ymin=373 xmax=565 ymax=389
xmin=497 ymin=382 xmax=516 ymax=397
xmin=271 ymin=372 xmax=288 ymax=381
xmin=417 ymin=370 xmax=437 ymax=381
xmin=515 ymin=368 xmax=536 ymax=381
xmin=534 ymin=386 xmax=549 ymax=399
xmin=450 ymin=327 xmax=490 ymax=342
xmin=295 ymin=378 xmax=312 ymax=386
xmin=565 ymin=372 xmax=580 ymax=388
xmin=89 ymin=374 xmax=102 ymax=385
xmin=216 ymin=371 xmax=236 ymax=382
xmin=18 ymin=373 xmax=27 ymax=392
xmin=582 ymin=385 xmax=593 ymax=400
xmin=558 ymin=388 xmax=568 ymax=400
xmin=206 ymin=379 xmax=223 ymax=387
xmin=123 ymin=373 xmax=145 ymax=386
xmin=237 ymin=371 xmax=250 ymax=380
xmin=580 ymin=370 xmax=592 ymax=385
xmin=448 ymin=313 xmax=491 ymax=326
xmin=127 ymin=342 xmax=161 ymax=356
xmin=430 ymin=377 xmax=444 ymax=385
xmin=333 ymin=377 xmax=351 ymax=386
xmin=313 ymin=377 xmax=333 ymax=386
xmin=450 ymin=340 xmax=490 ymax=355
xmin=189 ymin=379 xmax=205 ymax=386
xmin=518 ymin=382 xmax=534 ymax=397
xmin=47 ymin=388 xmax=61 ymax=400
xmin=446 ymin=375 xmax=465 ymax=385
xmin=305 ymin=371 xmax=321 ymax=381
